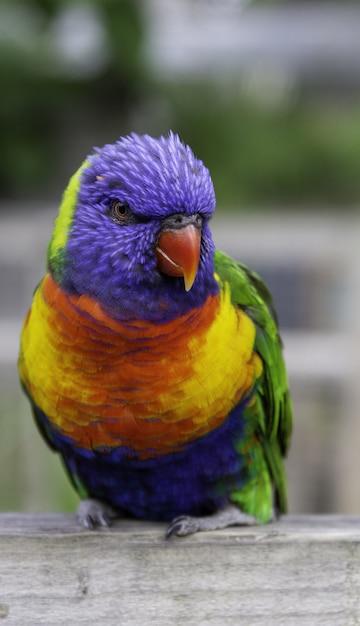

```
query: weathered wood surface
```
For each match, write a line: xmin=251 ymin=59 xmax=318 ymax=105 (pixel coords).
xmin=0 ymin=514 xmax=359 ymax=625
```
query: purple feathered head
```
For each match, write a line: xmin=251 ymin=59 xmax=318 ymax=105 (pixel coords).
xmin=48 ymin=132 xmax=218 ymax=322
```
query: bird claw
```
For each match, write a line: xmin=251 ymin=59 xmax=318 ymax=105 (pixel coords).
xmin=166 ymin=515 xmax=200 ymax=538
xmin=166 ymin=503 xmax=259 ymax=538
xmin=77 ymin=498 xmax=118 ymax=530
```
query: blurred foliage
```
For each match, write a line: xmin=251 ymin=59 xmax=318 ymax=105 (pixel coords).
xmin=164 ymin=81 xmax=360 ymax=208
xmin=1 ymin=0 xmax=360 ymax=208
xmin=254 ymin=0 xmax=360 ymax=3
xmin=0 ymin=0 xmax=145 ymax=199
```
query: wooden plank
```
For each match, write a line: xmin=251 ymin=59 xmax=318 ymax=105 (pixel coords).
xmin=0 ymin=514 xmax=359 ymax=625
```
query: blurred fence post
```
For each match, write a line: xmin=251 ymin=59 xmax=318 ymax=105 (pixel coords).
xmin=334 ymin=235 xmax=360 ymax=514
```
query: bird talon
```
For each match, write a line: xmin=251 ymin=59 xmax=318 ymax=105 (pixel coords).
xmin=166 ymin=516 xmax=199 ymax=538
xmin=84 ymin=515 xmax=95 ymax=530
xmin=77 ymin=498 xmax=117 ymax=530
xmin=166 ymin=520 xmax=182 ymax=539
xmin=99 ymin=513 xmax=111 ymax=527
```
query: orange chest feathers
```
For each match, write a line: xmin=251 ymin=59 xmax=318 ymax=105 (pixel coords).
xmin=19 ymin=274 xmax=262 ymax=456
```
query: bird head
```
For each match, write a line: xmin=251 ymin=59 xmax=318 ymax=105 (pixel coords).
xmin=48 ymin=132 xmax=218 ymax=321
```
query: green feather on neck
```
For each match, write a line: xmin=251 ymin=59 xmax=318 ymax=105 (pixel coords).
xmin=47 ymin=160 xmax=88 ymax=281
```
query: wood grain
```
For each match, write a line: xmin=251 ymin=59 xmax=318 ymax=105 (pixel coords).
xmin=0 ymin=514 xmax=359 ymax=625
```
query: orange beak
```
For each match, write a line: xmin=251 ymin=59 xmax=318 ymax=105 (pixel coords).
xmin=156 ymin=224 xmax=201 ymax=292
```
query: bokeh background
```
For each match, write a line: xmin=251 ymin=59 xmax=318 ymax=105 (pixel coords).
xmin=1 ymin=0 xmax=360 ymax=516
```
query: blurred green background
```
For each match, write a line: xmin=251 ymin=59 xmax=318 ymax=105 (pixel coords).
xmin=2 ymin=0 xmax=360 ymax=516
xmin=2 ymin=0 xmax=360 ymax=208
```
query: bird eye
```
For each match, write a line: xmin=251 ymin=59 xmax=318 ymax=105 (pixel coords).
xmin=111 ymin=200 xmax=131 ymax=223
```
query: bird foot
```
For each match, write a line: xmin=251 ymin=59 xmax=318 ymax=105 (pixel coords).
xmin=166 ymin=503 xmax=258 ymax=538
xmin=77 ymin=498 xmax=119 ymax=530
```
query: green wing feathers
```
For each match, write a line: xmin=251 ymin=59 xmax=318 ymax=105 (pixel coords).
xmin=214 ymin=249 xmax=293 ymax=515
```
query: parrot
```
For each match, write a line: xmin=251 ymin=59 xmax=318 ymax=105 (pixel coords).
xmin=19 ymin=132 xmax=292 ymax=537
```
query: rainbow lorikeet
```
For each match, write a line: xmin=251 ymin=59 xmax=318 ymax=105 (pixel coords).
xmin=19 ymin=132 xmax=292 ymax=537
